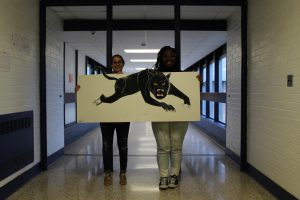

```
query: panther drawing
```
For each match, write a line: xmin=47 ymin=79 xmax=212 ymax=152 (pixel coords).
xmin=95 ymin=68 xmax=190 ymax=111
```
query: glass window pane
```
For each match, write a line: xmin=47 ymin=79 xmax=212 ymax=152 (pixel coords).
xmin=219 ymin=56 xmax=226 ymax=92
xmin=202 ymin=66 xmax=206 ymax=93
xmin=219 ymin=103 xmax=226 ymax=123
xmin=209 ymin=61 xmax=215 ymax=92
xmin=201 ymin=100 xmax=206 ymax=115
xmin=87 ymin=65 xmax=92 ymax=75
xmin=209 ymin=101 xmax=214 ymax=119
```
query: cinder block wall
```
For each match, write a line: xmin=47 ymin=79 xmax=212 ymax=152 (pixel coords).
xmin=226 ymin=8 xmax=242 ymax=156
xmin=248 ymin=0 xmax=300 ymax=198
xmin=0 ymin=0 xmax=40 ymax=187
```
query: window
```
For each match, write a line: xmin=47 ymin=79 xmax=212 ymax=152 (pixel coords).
xmin=219 ymin=56 xmax=226 ymax=93
xmin=198 ymin=44 xmax=226 ymax=125
xmin=209 ymin=61 xmax=215 ymax=92
xmin=219 ymin=103 xmax=226 ymax=123
xmin=202 ymin=66 xmax=206 ymax=93
xmin=201 ymin=100 xmax=206 ymax=115
xmin=86 ymin=64 xmax=92 ymax=75
xmin=209 ymin=102 xmax=214 ymax=119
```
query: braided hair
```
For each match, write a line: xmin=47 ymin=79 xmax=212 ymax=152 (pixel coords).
xmin=154 ymin=46 xmax=180 ymax=72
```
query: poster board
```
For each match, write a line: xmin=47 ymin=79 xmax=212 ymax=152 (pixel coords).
xmin=77 ymin=71 xmax=200 ymax=122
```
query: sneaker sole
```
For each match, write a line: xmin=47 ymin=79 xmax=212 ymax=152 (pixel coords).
xmin=159 ymin=187 xmax=168 ymax=190
xmin=168 ymin=184 xmax=177 ymax=188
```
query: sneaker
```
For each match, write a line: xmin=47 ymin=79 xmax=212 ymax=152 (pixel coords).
xmin=168 ymin=175 xmax=178 ymax=188
xmin=119 ymin=172 xmax=127 ymax=185
xmin=159 ymin=177 xmax=169 ymax=190
xmin=104 ymin=172 xmax=112 ymax=186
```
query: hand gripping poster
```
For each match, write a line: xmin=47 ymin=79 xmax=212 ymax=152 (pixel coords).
xmin=77 ymin=69 xmax=200 ymax=122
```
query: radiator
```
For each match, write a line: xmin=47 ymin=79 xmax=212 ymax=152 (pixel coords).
xmin=0 ymin=111 xmax=34 ymax=181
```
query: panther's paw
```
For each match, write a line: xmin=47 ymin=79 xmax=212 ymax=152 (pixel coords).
xmin=184 ymin=99 xmax=191 ymax=105
xmin=161 ymin=103 xmax=176 ymax=112
xmin=183 ymin=104 xmax=191 ymax=108
xmin=94 ymin=98 xmax=102 ymax=105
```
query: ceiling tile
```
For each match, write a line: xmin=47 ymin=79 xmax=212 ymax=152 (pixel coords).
xmin=113 ymin=6 xmax=174 ymax=19
xmin=65 ymin=6 xmax=106 ymax=12
xmin=70 ymin=11 xmax=106 ymax=19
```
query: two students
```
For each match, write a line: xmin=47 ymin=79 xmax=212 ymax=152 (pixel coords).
xmin=79 ymin=47 xmax=191 ymax=189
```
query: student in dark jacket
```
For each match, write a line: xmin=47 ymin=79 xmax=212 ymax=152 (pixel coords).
xmin=100 ymin=54 xmax=130 ymax=186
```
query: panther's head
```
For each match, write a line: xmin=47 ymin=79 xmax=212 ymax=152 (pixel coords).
xmin=150 ymin=73 xmax=170 ymax=99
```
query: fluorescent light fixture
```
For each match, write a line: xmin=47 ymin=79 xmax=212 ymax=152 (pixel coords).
xmin=124 ymin=49 xmax=159 ymax=53
xmin=130 ymin=59 xmax=156 ymax=62
xmin=135 ymin=67 xmax=147 ymax=70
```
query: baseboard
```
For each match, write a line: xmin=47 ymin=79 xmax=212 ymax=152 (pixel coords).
xmin=225 ymin=148 xmax=241 ymax=165
xmin=192 ymin=119 xmax=226 ymax=147
xmin=48 ymin=148 xmax=64 ymax=166
xmin=247 ymin=163 xmax=298 ymax=200
xmin=0 ymin=164 xmax=40 ymax=200
xmin=65 ymin=123 xmax=99 ymax=146
xmin=224 ymin=149 xmax=298 ymax=199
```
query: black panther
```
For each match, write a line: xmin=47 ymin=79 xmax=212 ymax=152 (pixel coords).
xmin=95 ymin=69 xmax=190 ymax=111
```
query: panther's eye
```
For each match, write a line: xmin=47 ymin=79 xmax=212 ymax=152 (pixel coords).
xmin=154 ymin=83 xmax=158 ymax=86
xmin=162 ymin=83 xmax=165 ymax=85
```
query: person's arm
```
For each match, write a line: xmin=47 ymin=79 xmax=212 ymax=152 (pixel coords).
xmin=75 ymin=85 xmax=80 ymax=92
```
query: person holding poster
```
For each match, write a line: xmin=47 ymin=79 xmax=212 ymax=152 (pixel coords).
xmin=77 ymin=55 xmax=130 ymax=186
xmin=151 ymin=46 xmax=189 ymax=190
xmin=100 ymin=54 xmax=130 ymax=186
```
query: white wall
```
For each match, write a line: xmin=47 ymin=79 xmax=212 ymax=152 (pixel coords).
xmin=65 ymin=45 xmax=76 ymax=93
xmin=64 ymin=44 xmax=77 ymax=124
xmin=0 ymin=0 xmax=40 ymax=187
xmin=248 ymin=0 xmax=300 ymax=198
xmin=226 ymin=8 xmax=242 ymax=156
xmin=46 ymin=9 xmax=64 ymax=156
xmin=78 ymin=52 xmax=86 ymax=76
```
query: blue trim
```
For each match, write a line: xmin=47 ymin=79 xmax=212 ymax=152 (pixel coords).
xmin=192 ymin=117 xmax=226 ymax=147
xmin=247 ymin=164 xmax=298 ymax=200
xmin=65 ymin=123 xmax=99 ymax=146
xmin=225 ymin=148 xmax=241 ymax=165
xmin=48 ymin=148 xmax=64 ymax=166
xmin=0 ymin=164 xmax=40 ymax=199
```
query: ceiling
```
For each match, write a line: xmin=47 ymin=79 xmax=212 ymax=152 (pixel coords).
xmin=49 ymin=6 xmax=239 ymax=73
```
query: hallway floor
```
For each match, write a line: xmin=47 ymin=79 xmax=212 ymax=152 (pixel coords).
xmin=8 ymin=123 xmax=275 ymax=200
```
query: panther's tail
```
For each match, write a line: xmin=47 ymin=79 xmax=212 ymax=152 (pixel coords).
xmin=99 ymin=66 xmax=118 ymax=81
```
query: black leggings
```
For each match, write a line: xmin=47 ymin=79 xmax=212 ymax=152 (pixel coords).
xmin=100 ymin=122 xmax=130 ymax=173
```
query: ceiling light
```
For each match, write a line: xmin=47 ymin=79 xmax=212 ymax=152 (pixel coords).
xmin=135 ymin=67 xmax=147 ymax=70
xmin=130 ymin=59 xmax=156 ymax=62
xmin=124 ymin=49 xmax=159 ymax=53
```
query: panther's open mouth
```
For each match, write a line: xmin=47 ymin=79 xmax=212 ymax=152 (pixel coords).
xmin=156 ymin=89 xmax=165 ymax=97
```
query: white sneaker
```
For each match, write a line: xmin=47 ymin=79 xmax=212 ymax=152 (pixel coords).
xmin=159 ymin=177 xmax=169 ymax=190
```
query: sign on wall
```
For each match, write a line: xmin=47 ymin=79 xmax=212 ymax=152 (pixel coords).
xmin=77 ymin=70 xmax=200 ymax=122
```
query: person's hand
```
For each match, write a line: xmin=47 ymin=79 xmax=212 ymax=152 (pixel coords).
xmin=75 ymin=85 xmax=80 ymax=92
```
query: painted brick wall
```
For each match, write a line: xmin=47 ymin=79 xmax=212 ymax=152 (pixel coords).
xmin=65 ymin=45 xmax=76 ymax=93
xmin=46 ymin=9 xmax=64 ymax=156
xmin=248 ymin=0 xmax=300 ymax=198
xmin=78 ymin=53 xmax=86 ymax=76
xmin=226 ymin=8 xmax=242 ymax=156
xmin=64 ymin=45 xmax=76 ymax=124
xmin=0 ymin=0 xmax=39 ymax=187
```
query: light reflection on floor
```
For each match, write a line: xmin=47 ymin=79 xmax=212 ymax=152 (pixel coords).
xmin=7 ymin=122 xmax=276 ymax=200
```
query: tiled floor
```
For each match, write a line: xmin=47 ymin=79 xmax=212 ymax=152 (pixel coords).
xmin=7 ymin=122 xmax=276 ymax=200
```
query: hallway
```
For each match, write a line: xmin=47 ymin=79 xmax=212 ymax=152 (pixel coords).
xmin=7 ymin=123 xmax=275 ymax=200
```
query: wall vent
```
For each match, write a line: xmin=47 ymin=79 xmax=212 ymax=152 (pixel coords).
xmin=0 ymin=111 xmax=34 ymax=181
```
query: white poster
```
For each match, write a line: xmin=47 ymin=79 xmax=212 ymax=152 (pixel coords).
xmin=77 ymin=70 xmax=200 ymax=122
